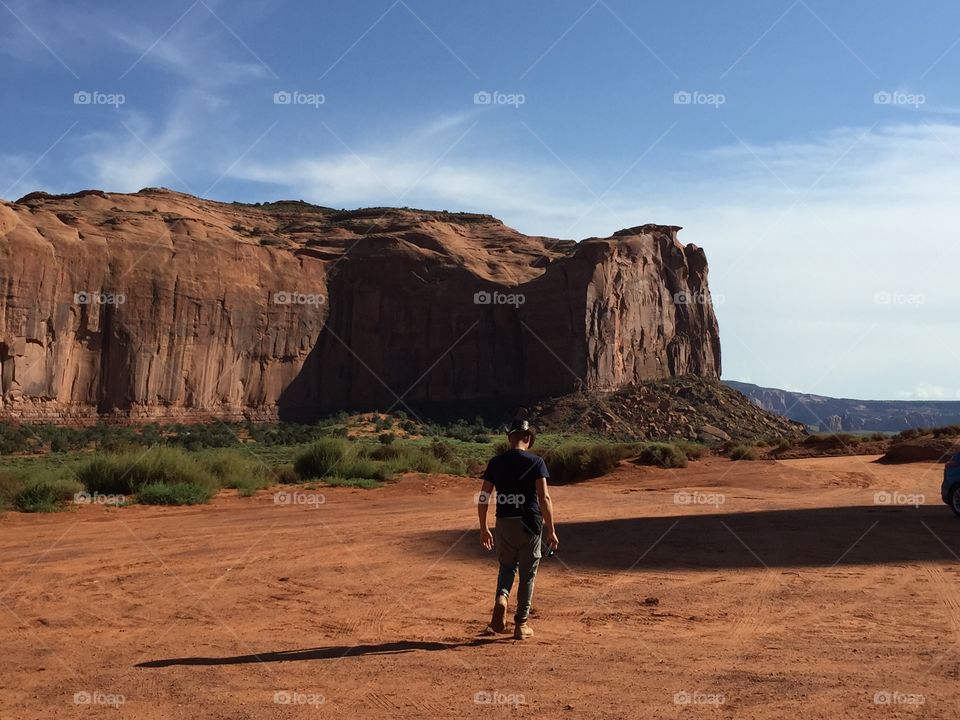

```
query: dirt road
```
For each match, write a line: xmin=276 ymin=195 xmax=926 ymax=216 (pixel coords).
xmin=2 ymin=455 xmax=958 ymax=718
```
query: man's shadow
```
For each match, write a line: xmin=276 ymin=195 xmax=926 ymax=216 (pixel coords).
xmin=136 ymin=638 xmax=503 ymax=668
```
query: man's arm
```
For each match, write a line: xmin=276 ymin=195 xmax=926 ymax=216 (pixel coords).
xmin=478 ymin=480 xmax=495 ymax=550
xmin=536 ymin=477 xmax=559 ymax=549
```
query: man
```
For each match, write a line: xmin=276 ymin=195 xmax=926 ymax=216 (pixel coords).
xmin=478 ymin=419 xmax=559 ymax=640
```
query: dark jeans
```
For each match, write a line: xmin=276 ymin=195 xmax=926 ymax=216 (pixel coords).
xmin=494 ymin=517 xmax=542 ymax=624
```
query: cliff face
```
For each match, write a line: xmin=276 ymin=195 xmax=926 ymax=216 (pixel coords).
xmin=0 ymin=189 xmax=720 ymax=421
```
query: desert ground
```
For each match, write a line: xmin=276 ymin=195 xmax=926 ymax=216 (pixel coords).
xmin=2 ymin=454 xmax=958 ymax=719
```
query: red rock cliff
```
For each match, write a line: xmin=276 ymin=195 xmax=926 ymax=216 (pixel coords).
xmin=0 ymin=189 xmax=720 ymax=421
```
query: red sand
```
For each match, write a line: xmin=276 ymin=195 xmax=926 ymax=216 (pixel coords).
xmin=2 ymin=455 xmax=959 ymax=718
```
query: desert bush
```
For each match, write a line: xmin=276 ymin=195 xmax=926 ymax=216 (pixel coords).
xmin=0 ymin=469 xmax=23 ymax=510
xmin=774 ymin=438 xmax=793 ymax=452
xmin=543 ymin=441 xmax=638 ymax=484
xmin=199 ymin=449 xmax=268 ymax=492
xmin=870 ymin=432 xmax=887 ymax=442
xmin=728 ymin=445 xmax=759 ymax=461
xmin=335 ymin=458 xmax=385 ymax=480
xmin=77 ymin=447 xmax=216 ymax=496
xmin=13 ymin=475 xmax=83 ymax=512
xmin=897 ymin=428 xmax=923 ymax=440
xmin=0 ymin=423 xmax=33 ymax=454
xmin=138 ymin=482 xmax=215 ymax=505
xmin=269 ymin=463 xmax=300 ymax=485
xmin=371 ymin=444 xmax=404 ymax=461
xmin=378 ymin=432 xmax=395 ymax=445
xmin=429 ymin=440 xmax=456 ymax=462
xmin=634 ymin=443 xmax=688 ymax=469
xmin=294 ymin=438 xmax=350 ymax=479
xmin=674 ymin=440 xmax=708 ymax=461
xmin=932 ymin=425 xmax=960 ymax=438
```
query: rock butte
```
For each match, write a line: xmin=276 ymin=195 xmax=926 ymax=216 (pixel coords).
xmin=0 ymin=188 xmax=721 ymax=422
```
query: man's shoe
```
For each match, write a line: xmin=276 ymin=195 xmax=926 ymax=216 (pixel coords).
xmin=513 ymin=621 xmax=533 ymax=640
xmin=489 ymin=594 xmax=508 ymax=633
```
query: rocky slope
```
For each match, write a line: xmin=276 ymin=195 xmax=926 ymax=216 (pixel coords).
xmin=726 ymin=381 xmax=960 ymax=432
xmin=531 ymin=376 xmax=805 ymax=441
xmin=0 ymin=188 xmax=721 ymax=422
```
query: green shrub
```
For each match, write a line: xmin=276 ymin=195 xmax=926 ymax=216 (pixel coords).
xmin=14 ymin=476 xmax=83 ymax=512
xmin=543 ymin=442 xmax=637 ymax=484
xmin=635 ymin=443 xmax=688 ymax=469
xmin=294 ymin=438 xmax=350 ymax=479
xmin=728 ymin=445 xmax=759 ymax=461
xmin=0 ymin=423 xmax=33 ymax=454
xmin=138 ymin=482 xmax=215 ymax=505
xmin=336 ymin=458 xmax=385 ymax=480
xmin=199 ymin=449 xmax=267 ymax=490
xmin=870 ymin=432 xmax=887 ymax=442
xmin=674 ymin=440 xmax=708 ymax=461
xmin=77 ymin=447 xmax=216 ymax=495
xmin=378 ymin=432 xmax=395 ymax=445
xmin=774 ymin=438 xmax=792 ymax=452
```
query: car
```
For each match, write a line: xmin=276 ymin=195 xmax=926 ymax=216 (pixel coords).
xmin=941 ymin=452 xmax=960 ymax=516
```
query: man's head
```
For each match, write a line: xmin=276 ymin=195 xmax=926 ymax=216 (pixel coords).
xmin=506 ymin=419 xmax=536 ymax=450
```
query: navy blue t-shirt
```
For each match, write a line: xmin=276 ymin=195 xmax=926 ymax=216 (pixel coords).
xmin=483 ymin=449 xmax=549 ymax=532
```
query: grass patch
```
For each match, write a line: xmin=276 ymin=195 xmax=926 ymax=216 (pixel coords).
xmin=293 ymin=439 xmax=466 ymax=485
xmin=76 ymin=446 xmax=217 ymax=496
xmin=138 ymin=482 xmax=215 ymax=505
xmin=293 ymin=438 xmax=350 ymax=479
xmin=634 ymin=442 xmax=689 ymax=469
xmin=198 ymin=449 xmax=269 ymax=494
xmin=542 ymin=441 xmax=639 ymax=484
xmin=13 ymin=475 xmax=83 ymax=512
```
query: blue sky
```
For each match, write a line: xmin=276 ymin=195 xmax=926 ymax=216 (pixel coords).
xmin=2 ymin=0 xmax=958 ymax=401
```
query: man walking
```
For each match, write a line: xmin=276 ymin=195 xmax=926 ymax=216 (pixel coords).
xmin=478 ymin=420 xmax=559 ymax=640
